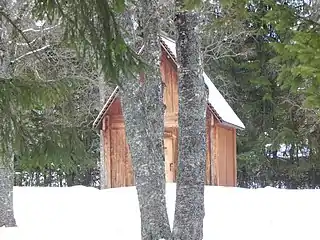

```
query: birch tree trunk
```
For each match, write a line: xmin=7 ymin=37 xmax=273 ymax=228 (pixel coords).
xmin=118 ymin=0 xmax=171 ymax=239
xmin=172 ymin=1 xmax=207 ymax=239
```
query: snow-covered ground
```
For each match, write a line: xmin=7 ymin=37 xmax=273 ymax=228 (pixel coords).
xmin=1 ymin=183 xmax=319 ymax=240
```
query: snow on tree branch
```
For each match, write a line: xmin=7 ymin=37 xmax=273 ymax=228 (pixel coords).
xmin=22 ymin=24 xmax=60 ymax=33
xmin=11 ymin=45 xmax=50 ymax=63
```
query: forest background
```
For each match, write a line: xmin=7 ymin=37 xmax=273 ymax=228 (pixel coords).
xmin=1 ymin=0 xmax=320 ymax=190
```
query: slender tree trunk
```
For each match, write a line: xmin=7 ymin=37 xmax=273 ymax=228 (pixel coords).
xmin=0 ymin=0 xmax=17 ymax=227
xmin=0 ymin=153 xmax=17 ymax=227
xmin=172 ymin=1 xmax=206 ymax=239
xmin=98 ymin=73 xmax=106 ymax=189
xmin=118 ymin=1 xmax=171 ymax=239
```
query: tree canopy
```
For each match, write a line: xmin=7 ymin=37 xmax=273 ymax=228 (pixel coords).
xmin=1 ymin=0 xmax=320 ymax=189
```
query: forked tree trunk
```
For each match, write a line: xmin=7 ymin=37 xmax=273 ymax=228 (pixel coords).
xmin=172 ymin=1 xmax=207 ymax=239
xmin=119 ymin=0 xmax=171 ymax=239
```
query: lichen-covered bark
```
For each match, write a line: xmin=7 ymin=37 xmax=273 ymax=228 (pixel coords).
xmin=172 ymin=1 xmax=206 ymax=239
xmin=120 ymin=85 xmax=171 ymax=239
xmin=0 ymin=159 xmax=16 ymax=227
xmin=118 ymin=0 xmax=171 ymax=239
xmin=0 ymin=0 xmax=17 ymax=227
xmin=99 ymin=130 xmax=106 ymax=189
xmin=98 ymin=73 xmax=106 ymax=189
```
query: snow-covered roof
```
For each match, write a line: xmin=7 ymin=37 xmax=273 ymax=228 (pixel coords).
xmin=160 ymin=36 xmax=245 ymax=129
xmin=93 ymin=35 xmax=245 ymax=130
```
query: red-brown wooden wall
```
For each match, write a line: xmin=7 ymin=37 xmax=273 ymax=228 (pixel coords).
xmin=101 ymin=47 xmax=237 ymax=188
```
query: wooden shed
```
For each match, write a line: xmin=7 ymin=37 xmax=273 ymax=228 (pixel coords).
xmin=93 ymin=35 xmax=245 ymax=189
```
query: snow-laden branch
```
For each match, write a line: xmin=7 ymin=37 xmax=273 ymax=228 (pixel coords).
xmin=11 ymin=45 xmax=50 ymax=63
xmin=15 ymin=37 xmax=39 ymax=46
xmin=22 ymin=24 xmax=60 ymax=33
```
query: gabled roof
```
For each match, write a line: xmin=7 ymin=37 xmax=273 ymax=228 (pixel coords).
xmin=93 ymin=35 xmax=245 ymax=130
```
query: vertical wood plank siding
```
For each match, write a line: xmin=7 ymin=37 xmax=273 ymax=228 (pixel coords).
xmin=101 ymin=49 xmax=237 ymax=188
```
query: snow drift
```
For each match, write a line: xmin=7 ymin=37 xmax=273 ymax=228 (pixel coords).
xmin=0 ymin=183 xmax=319 ymax=240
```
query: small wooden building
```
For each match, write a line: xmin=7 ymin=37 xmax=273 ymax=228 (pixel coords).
xmin=93 ymin=36 xmax=245 ymax=189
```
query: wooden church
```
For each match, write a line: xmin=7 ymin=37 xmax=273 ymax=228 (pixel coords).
xmin=93 ymin=35 xmax=245 ymax=189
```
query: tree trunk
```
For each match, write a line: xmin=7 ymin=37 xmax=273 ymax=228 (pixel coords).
xmin=120 ymin=85 xmax=171 ymax=239
xmin=172 ymin=1 xmax=206 ymax=239
xmin=0 ymin=155 xmax=17 ymax=227
xmin=0 ymin=0 xmax=17 ymax=227
xmin=118 ymin=0 xmax=171 ymax=239
xmin=98 ymin=73 xmax=106 ymax=189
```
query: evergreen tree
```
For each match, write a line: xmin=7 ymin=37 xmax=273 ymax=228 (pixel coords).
xmin=0 ymin=0 xmax=103 ymax=225
xmin=203 ymin=0 xmax=320 ymax=188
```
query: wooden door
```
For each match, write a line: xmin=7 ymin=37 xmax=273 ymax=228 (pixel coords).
xmin=164 ymin=137 xmax=175 ymax=182
xmin=110 ymin=127 xmax=134 ymax=188
xmin=215 ymin=125 xmax=236 ymax=187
